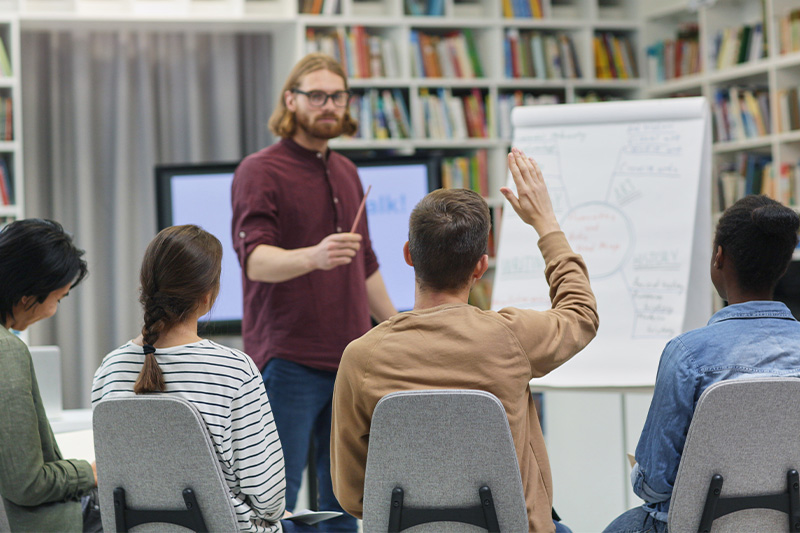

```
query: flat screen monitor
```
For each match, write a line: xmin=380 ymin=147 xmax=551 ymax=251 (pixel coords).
xmin=155 ymin=156 xmax=439 ymax=334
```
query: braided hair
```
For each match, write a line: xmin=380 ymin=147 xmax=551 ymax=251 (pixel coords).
xmin=133 ymin=225 xmax=222 ymax=394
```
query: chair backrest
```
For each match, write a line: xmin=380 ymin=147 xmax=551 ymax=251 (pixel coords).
xmin=668 ymin=377 xmax=800 ymax=532
xmin=93 ymin=395 xmax=239 ymax=533
xmin=362 ymin=389 xmax=528 ymax=532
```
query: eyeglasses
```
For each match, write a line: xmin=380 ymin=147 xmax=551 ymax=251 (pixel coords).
xmin=292 ymin=89 xmax=352 ymax=107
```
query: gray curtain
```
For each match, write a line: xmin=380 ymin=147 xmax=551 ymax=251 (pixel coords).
xmin=21 ymin=29 xmax=272 ymax=408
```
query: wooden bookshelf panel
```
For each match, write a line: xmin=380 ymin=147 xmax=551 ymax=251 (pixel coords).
xmin=597 ymin=0 xmax=638 ymax=22
xmin=451 ymin=0 xmax=496 ymax=19
xmin=548 ymin=0 xmax=592 ymax=21
xmin=573 ymin=86 xmax=635 ymax=102
xmin=243 ymin=0 xmax=295 ymax=16
xmin=350 ymin=0 xmax=400 ymax=17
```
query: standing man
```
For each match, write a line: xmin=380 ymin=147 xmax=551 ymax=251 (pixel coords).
xmin=330 ymin=149 xmax=599 ymax=532
xmin=232 ymin=53 xmax=396 ymax=531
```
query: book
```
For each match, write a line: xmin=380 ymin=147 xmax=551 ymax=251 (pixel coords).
xmin=392 ymin=89 xmax=413 ymax=137
xmin=0 ymin=38 xmax=11 ymax=77
xmin=409 ymin=31 xmax=424 ymax=77
xmin=462 ymin=29 xmax=483 ymax=78
xmin=0 ymin=157 xmax=11 ymax=206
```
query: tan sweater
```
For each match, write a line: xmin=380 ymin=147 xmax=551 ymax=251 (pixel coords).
xmin=331 ymin=231 xmax=599 ymax=532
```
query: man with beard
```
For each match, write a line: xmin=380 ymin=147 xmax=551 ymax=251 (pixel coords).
xmin=231 ymin=53 xmax=396 ymax=531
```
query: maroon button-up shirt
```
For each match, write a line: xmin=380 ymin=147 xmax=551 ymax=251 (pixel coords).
xmin=231 ymin=138 xmax=379 ymax=372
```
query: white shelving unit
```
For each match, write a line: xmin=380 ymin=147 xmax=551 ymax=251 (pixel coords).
xmin=5 ymin=0 xmax=643 ymax=234
xmin=643 ymin=0 xmax=800 ymax=216
xmin=0 ymin=15 xmax=22 ymax=227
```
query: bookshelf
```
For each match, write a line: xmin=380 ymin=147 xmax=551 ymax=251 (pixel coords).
xmin=644 ymin=0 xmax=800 ymax=220
xmin=6 ymin=0 xmax=643 ymax=292
xmin=0 ymin=16 xmax=22 ymax=228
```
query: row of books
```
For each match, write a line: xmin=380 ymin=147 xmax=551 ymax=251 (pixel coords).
xmin=504 ymin=30 xmax=581 ymax=80
xmin=305 ymin=27 xmax=399 ymax=79
xmin=410 ymin=29 xmax=483 ymax=79
xmin=418 ymin=88 xmax=492 ymax=139
xmin=711 ymin=23 xmax=766 ymax=71
xmin=712 ymin=87 xmax=770 ymax=143
xmin=441 ymin=149 xmax=489 ymax=197
xmin=593 ymin=33 xmax=638 ymax=80
xmin=0 ymin=156 xmax=13 ymax=206
xmin=717 ymin=153 xmax=771 ymax=210
xmin=646 ymin=24 xmax=700 ymax=82
xmin=777 ymin=87 xmax=800 ymax=133
xmin=298 ymin=0 xmax=338 ymax=15
xmin=0 ymin=96 xmax=12 ymax=141
xmin=347 ymin=89 xmax=412 ymax=140
xmin=778 ymin=8 xmax=800 ymax=55
xmin=501 ymin=0 xmax=544 ymax=19
xmin=0 ymin=39 xmax=11 ymax=77
xmin=405 ymin=0 xmax=443 ymax=16
xmin=718 ymin=154 xmax=800 ymax=209
xmin=497 ymin=92 xmax=560 ymax=139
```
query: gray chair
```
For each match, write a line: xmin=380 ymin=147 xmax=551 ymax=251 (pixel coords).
xmin=93 ymin=395 xmax=239 ymax=533
xmin=668 ymin=377 xmax=800 ymax=532
xmin=362 ymin=389 xmax=528 ymax=532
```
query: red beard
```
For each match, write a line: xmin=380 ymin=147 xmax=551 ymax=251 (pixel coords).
xmin=296 ymin=112 xmax=344 ymax=140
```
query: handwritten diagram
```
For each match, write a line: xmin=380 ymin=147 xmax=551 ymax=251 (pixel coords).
xmin=493 ymin=102 xmax=710 ymax=385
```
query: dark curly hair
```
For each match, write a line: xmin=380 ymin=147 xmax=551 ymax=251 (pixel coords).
xmin=715 ymin=195 xmax=799 ymax=293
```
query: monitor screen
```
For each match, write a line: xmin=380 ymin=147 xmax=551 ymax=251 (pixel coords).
xmin=155 ymin=156 xmax=439 ymax=334
xmin=155 ymin=163 xmax=242 ymax=334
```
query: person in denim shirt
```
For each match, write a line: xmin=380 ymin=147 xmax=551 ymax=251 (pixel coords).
xmin=605 ymin=195 xmax=800 ymax=533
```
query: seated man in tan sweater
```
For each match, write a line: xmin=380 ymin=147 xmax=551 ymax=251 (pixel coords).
xmin=330 ymin=148 xmax=599 ymax=533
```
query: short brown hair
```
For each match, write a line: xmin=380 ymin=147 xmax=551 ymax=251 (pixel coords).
xmin=408 ymin=188 xmax=491 ymax=292
xmin=268 ymin=53 xmax=358 ymax=138
xmin=134 ymin=225 xmax=222 ymax=394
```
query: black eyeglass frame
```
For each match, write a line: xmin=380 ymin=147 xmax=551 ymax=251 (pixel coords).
xmin=291 ymin=89 xmax=352 ymax=107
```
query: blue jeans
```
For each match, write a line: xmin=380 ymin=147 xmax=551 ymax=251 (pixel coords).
xmin=554 ymin=519 xmax=572 ymax=533
xmin=603 ymin=507 xmax=668 ymax=533
xmin=263 ymin=358 xmax=358 ymax=532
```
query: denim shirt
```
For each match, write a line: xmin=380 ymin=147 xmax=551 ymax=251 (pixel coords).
xmin=632 ymin=301 xmax=800 ymax=522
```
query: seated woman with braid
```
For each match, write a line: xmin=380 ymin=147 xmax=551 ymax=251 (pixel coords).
xmin=92 ymin=225 xmax=312 ymax=533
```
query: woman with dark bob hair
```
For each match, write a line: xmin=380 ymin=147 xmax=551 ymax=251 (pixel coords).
xmin=605 ymin=195 xmax=800 ymax=533
xmin=0 ymin=219 xmax=96 ymax=532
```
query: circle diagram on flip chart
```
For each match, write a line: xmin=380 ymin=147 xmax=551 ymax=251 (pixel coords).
xmin=492 ymin=98 xmax=712 ymax=387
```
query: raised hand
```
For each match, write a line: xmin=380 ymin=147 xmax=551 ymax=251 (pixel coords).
xmin=500 ymin=147 xmax=560 ymax=237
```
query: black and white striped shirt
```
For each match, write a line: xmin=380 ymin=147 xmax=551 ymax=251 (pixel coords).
xmin=92 ymin=339 xmax=286 ymax=533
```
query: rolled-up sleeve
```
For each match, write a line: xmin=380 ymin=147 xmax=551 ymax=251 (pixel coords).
xmin=231 ymin=156 xmax=280 ymax=268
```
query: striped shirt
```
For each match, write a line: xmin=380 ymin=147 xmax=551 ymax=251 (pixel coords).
xmin=91 ymin=339 xmax=286 ymax=533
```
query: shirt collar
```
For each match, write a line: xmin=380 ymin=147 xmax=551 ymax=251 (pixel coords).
xmin=280 ymin=137 xmax=329 ymax=160
xmin=708 ymin=300 xmax=797 ymax=325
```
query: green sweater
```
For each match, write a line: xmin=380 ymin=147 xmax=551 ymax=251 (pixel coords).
xmin=0 ymin=326 xmax=94 ymax=532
